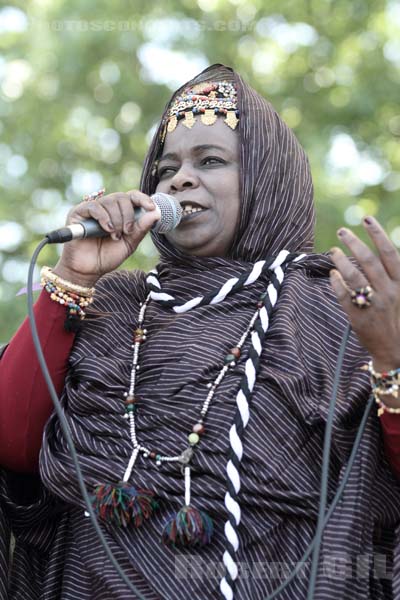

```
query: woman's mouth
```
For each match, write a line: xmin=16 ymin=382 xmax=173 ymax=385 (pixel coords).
xmin=180 ymin=203 xmax=207 ymax=222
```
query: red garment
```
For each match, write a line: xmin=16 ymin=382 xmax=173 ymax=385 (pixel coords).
xmin=0 ymin=290 xmax=75 ymax=472
xmin=380 ymin=411 xmax=400 ymax=478
xmin=1 ymin=290 xmax=400 ymax=477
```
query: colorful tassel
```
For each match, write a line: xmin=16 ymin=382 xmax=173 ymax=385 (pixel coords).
xmin=91 ymin=482 xmax=158 ymax=527
xmin=162 ymin=505 xmax=213 ymax=547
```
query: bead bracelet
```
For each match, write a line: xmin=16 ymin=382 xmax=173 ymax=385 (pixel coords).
xmin=363 ymin=361 xmax=400 ymax=416
xmin=40 ymin=269 xmax=94 ymax=332
xmin=40 ymin=266 xmax=95 ymax=297
xmin=41 ymin=279 xmax=93 ymax=317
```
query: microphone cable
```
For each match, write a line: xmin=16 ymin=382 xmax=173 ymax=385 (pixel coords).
xmin=27 ymin=239 xmax=374 ymax=600
xmin=263 ymin=395 xmax=374 ymax=599
xmin=306 ymin=324 xmax=351 ymax=599
xmin=27 ymin=238 xmax=147 ymax=600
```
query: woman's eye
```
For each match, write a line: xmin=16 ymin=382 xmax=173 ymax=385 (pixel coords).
xmin=202 ymin=157 xmax=224 ymax=165
xmin=158 ymin=167 xmax=176 ymax=177
xmin=158 ymin=157 xmax=225 ymax=177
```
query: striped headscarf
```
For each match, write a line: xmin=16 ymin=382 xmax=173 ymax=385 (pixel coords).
xmin=2 ymin=64 xmax=400 ymax=600
xmin=141 ymin=63 xmax=315 ymax=262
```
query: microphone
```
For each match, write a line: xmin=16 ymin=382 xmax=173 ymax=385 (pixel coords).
xmin=45 ymin=193 xmax=182 ymax=244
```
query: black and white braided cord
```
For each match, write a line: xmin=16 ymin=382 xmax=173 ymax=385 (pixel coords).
xmin=220 ymin=251 xmax=303 ymax=600
xmin=147 ymin=250 xmax=304 ymax=600
xmin=146 ymin=251 xmax=300 ymax=312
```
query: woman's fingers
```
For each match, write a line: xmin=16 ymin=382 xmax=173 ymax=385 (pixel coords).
xmin=329 ymin=219 xmax=400 ymax=368
xmin=123 ymin=190 xmax=158 ymax=235
xmin=67 ymin=191 xmax=159 ymax=241
xmin=126 ymin=190 xmax=156 ymax=212
xmin=67 ymin=201 xmax=115 ymax=234
xmin=330 ymin=217 xmax=400 ymax=297
xmin=363 ymin=217 xmax=400 ymax=282
xmin=334 ymin=226 xmax=389 ymax=290
xmin=329 ymin=268 xmax=355 ymax=310
xmin=329 ymin=246 xmax=368 ymax=290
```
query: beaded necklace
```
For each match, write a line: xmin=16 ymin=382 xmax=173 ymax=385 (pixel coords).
xmin=90 ymin=251 xmax=302 ymax=553
xmin=92 ymin=290 xmax=261 ymax=546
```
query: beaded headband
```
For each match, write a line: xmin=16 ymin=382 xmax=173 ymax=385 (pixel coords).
xmin=160 ymin=80 xmax=239 ymax=144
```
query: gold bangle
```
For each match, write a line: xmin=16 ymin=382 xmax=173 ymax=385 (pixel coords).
xmin=40 ymin=266 xmax=95 ymax=297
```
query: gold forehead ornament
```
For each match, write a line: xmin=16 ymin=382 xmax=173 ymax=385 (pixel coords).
xmin=160 ymin=80 xmax=239 ymax=143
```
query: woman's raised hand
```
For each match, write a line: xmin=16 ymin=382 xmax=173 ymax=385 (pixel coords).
xmin=329 ymin=216 xmax=400 ymax=372
xmin=53 ymin=190 xmax=160 ymax=287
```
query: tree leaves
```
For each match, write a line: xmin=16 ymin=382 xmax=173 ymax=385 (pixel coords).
xmin=1 ymin=0 xmax=399 ymax=341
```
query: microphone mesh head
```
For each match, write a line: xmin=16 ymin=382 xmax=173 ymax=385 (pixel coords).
xmin=151 ymin=193 xmax=183 ymax=233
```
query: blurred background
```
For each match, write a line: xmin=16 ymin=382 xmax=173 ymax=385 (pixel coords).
xmin=0 ymin=0 xmax=399 ymax=342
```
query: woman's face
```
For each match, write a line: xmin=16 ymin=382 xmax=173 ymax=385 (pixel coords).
xmin=155 ymin=117 xmax=240 ymax=257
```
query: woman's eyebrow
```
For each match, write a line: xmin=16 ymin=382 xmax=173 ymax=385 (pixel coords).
xmin=158 ymin=144 xmax=228 ymax=163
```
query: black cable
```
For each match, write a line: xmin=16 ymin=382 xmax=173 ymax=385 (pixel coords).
xmin=306 ymin=324 xmax=351 ymax=599
xmin=264 ymin=392 xmax=375 ymax=599
xmin=263 ymin=324 xmax=373 ymax=600
xmin=27 ymin=239 xmax=147 ymax=600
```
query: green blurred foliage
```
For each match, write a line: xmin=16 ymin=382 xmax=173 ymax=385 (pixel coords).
xmin=0 ymin=0 xmax=399 ymax=341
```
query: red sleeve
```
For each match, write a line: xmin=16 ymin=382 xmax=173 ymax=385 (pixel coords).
xmin=380 ymin=411 xmax=400 ymax=479
xmin=0 ymin=290 xmax=75 ymax=473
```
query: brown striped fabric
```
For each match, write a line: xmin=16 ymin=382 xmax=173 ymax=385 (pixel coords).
xmin=1 ymin=64 xmax=400 ymax=599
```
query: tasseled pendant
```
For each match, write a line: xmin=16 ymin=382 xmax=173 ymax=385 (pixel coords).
xmin=162 ymin=465 xmax=213 ymax=547
xmin=91 ymin=482 xmax=158 ymax=527
xmin=162 ymin=505 xmax=213 ymax=547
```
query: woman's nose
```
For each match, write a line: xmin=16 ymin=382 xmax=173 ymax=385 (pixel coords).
xmin=169 ymin=164 xmax=199 ymax=191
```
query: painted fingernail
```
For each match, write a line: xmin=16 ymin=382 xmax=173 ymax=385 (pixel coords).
xmin=364 ymin=216 xmax=373 ymax=225
xmin=107 ymin=221 xmax=114 ymax=230
xmin=337 ymin=228 xmax=346 ymax=237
